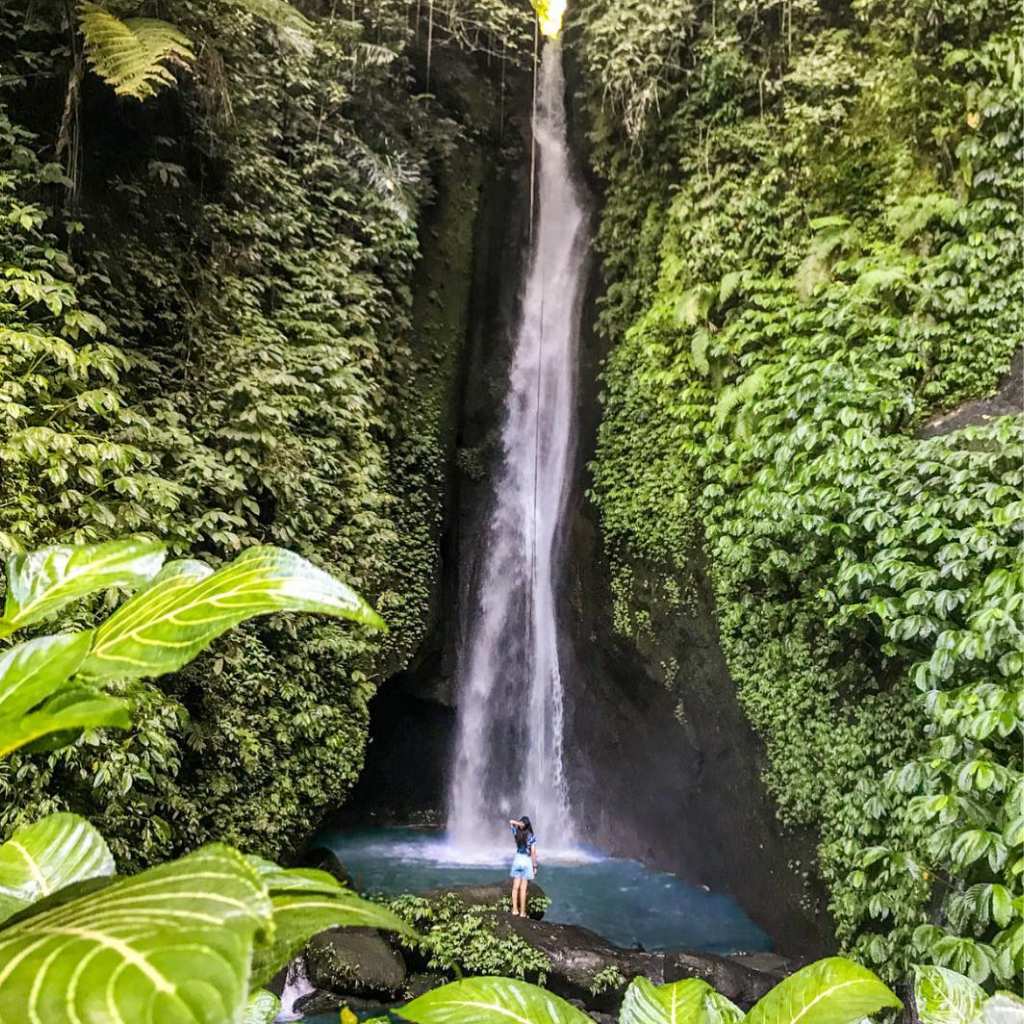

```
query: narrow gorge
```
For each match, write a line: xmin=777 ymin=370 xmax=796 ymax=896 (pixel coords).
xmin=0 ymin=1 xmax=1020 ymax=1022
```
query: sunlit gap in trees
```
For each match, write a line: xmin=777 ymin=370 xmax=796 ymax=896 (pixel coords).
xmin=533 ymin=0 xmax=567 ymax=36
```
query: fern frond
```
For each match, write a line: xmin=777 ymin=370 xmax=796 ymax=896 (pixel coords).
xmin=714 ymin=364 xmax=771 ymax=432
xmin=228 ymin=0 xmax=312 ymax=34
xmin=355 ymin=42 xmax=399 ymax=67
xmin=78 ymin=3 xmax=194 ymax=100
xmin=690 ymin=327 xmax=711 ymax=377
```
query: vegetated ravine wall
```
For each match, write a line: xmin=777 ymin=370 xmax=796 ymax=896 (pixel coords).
xmin=0 ymin=1 xmax=535 ymax=870
xmin=346 ymin=35 xmax=833 ymax=958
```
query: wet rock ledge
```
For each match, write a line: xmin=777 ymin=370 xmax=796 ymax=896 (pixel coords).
xmin=274 ymin=883 xmax=793 ymax=1021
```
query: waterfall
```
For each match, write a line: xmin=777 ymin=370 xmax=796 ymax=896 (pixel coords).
xmin=447 ymin=39 xmax=588 ymax=857
xmin=275 ymin=957 xmax=314 ymax=1022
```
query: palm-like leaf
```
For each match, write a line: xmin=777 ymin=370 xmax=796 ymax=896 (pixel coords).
xmin=744 ymin=958 xmax=901 ymax=1024
xmin=0 ymin=814 xmax=114 ymax=926
xmin=78 ymin=3 xmax=195 ymax=100
xmin=620 ymin=976 xmax=744 ymax=1024
xmin=0 ymin=537 xmax=165 ymax=637
xmin=78 ymin=546 xmax=385 ymax=682
xmin=0 ymin=844 xmax=271 ymax=1024
xmin=397 ymin=976 xmax=594 ymax=1024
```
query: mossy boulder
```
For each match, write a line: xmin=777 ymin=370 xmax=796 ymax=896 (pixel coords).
xmin=304 ymin=927 xmax=407 ymax=999
xmin=422 ymin=881 xmax=549 ymax=919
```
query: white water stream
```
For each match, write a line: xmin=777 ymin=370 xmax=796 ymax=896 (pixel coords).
xmin=447 ymin=39 xmax=588 ymax=858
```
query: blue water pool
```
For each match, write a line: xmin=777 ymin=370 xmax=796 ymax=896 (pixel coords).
xmin=312 ymin=827 xmax=771 ymax=955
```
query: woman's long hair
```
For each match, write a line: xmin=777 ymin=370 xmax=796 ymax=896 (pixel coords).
xmin=514 ymin=816 xmax=533 ymax=850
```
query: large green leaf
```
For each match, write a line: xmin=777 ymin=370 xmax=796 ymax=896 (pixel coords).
xmin=0 ymin=537 xmax=165 ymax=638
xmin=245 ymin=854 xmax=350 ymax=895
xmin=0 ymin=631 xmax=126 ymax=757
xmin=0 ymin=813 xmax=114 ymax=926
xmin=0 ymin=685 xmax=130 ymax=757
xmin=913 ymin=965 xmax=986 ymax=1024
xmin=620 ymin=976 xmax=744 ymax=1024
xmin=243 ymin=989 xmax=281 ymax=1024
xmin=396 ymin=977 xmax=594 ymax=1024
xmin=0 ymin=844 xmax=271 ymax=1024
xmin=744 ymin=958 xmax=901 ymax=1024
xmin=251 ymin=874 xmax=412 ymax=989
xmin=0 ymin=632 xmax=93 ymax=717
xmin=78 ymin=546 xmax=385 ymax=681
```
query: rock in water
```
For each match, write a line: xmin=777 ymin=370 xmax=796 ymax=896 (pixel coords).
xmin=295 ymin=845 xmax=355 ymax=889
xmin=304 ymin=927 xmax=407 ymax=999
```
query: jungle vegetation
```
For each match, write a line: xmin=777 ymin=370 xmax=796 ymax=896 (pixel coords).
xmin=1 ymin=0 xmax=530 ymax=867
xmin=570 ymin=0 xmax=1022 ymax=987
xmin=0 ymin=0 xmax=1022 ymax=1017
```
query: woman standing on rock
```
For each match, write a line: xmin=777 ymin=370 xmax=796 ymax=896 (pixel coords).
xmin=508 ymin=816 xmax=538 ymax=917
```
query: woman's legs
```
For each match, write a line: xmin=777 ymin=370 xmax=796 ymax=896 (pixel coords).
xmin=521 ymin=880 xmax=529 ymax=917
xmin=511 ymin=877 xmax=522 ymax=915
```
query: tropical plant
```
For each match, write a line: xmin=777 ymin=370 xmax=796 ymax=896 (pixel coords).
xmin=0 ymin=536 xmax=383 ymax=758
xmin=391 ymin=957 xmax=903 ymax=1024
xmin=76 ymin=0 xmax=312 ymax=99
xmin=0 ymin=535 xmax=401 ymax=1022
xmin=573 ymin=0 xmax=1023 ymax=984
xmin=78 ymin=2 xmax=196 ymax=100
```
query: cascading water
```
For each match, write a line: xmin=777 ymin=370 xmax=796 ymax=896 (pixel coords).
xmin=447 ymin=38 xmax=588 ymax=857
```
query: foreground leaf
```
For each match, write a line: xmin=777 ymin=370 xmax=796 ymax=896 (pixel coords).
xmin=620 ymin=976 xmax=744 ymax=1024
xmin=243 ymin=989 xmax=281 ymax=1024
xmin=397 ymin=976 xmax=593 ymax=1024
xmin=0 ymin=632 xmax=93 ymax=717
xmin=744 ymin=957 xmax=901 ymax=1024
xmin=913 ymin=965 xmax=986 ymax=1024
xmin=79 ymin=546 xmax=385 ymax=681
xmin=0 ymin=537 xmax=165 ymax=638
xmin=0 ymin=632 xmax=126 ymax=757
xmin=251 ymin=883 xmax=413 ymax=989
xmin=246 ymin=854 xmax=349 ymax=895
xmin=0 ymin=844 xmax=271 ymax=1024
xmin=0 ymin=686 xmax=130 ymax=757
xmin=0 ymin=813 xmax=114 ymax=926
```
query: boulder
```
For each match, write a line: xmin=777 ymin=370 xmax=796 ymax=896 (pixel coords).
xmin=295 ymin=845 xmax=354 ymax=889
xmin=422 ymin=881 xmax=548 ymax=919
xmin=304 ymin=926 xmax=407 ymax=1000
xmin=500 ymin=916 xmax=786 ymax=1011
xmin=296 ymin=990 xmax=389 ymax=1018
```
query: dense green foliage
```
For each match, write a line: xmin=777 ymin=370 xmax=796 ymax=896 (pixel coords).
xmin=388 ymin=891 xmax=552 ymax=980
xmin=0 ymin=536 xmax=407 ymax=1024
xmin=0 ymin=0 xmax=529 ymax=866
xmin=571 ymin=0 xmax=1022 ymax=985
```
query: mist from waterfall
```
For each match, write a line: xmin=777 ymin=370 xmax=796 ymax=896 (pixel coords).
xmin=447 ymin=39 xmax=588 ymax=858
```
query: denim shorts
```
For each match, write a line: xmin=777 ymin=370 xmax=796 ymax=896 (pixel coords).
xmin=510 ymin=853 xmax=534 ymax=880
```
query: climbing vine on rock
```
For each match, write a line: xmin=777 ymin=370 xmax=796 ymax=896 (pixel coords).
xmin=572 ymin=0 xmax=1022 ymax=984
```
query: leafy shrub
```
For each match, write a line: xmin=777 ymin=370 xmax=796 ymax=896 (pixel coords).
xmin=388 ymin=892 xmax=552 ymax=981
